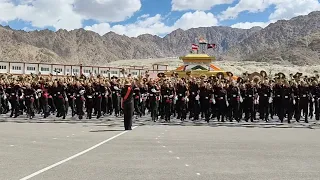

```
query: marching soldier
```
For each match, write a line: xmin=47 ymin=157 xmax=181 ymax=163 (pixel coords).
xmin=75 ymin=81 xmax=85 ymax=120
xmin=121 ymin=79 xmax=133 ymax=130
xmin=24 ymin=83 xmax=36 ymax=119
xmin=258 ymin=82 xmax=271 ymax=122
xmin=188 ymin=78 xmax=200 ymax=120
xmin=176 ymin=79 xmax=188 ymax=121
xmin=85 ymin=82 xmax=95 ymax=119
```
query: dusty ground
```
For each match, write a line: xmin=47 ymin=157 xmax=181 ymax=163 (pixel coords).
xmin=1 ymin=114 xmax=320 ymax=180
xmin=106 ymin=58 xmax=320 ymax=77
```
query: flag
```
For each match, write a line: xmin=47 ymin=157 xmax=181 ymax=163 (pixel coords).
xmin=207 ymin=43 xmax=216 ymax=49
xmin=192 ymin=44 xmax=199 ymax=50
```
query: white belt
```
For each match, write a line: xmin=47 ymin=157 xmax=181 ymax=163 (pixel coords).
xmin=302 ymin=95 xmax=306 ymax=97
xmin=88 ymin=96 xmax=92 ymax=98
xmin=205 ymin=97 xmax=208 ymax=99
xmin=232 ymin=95 xmax=236 ymax=97
xmin=249 ymin=95 xmax=252 ymax=97
xmin=285 ymin=96 xmax=288 ymax=98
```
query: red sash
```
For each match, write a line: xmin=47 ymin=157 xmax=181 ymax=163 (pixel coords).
xmin=123 ymin=86 xmax=132 ymax=101
xmin=122 ymin=86 xmax=132 ymax=108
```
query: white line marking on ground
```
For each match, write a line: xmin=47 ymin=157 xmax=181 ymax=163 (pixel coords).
xmin=185 ymin=164 xmax=189 ymax=167
xmin=155 ymin=138 xmax=158 ymax=140
xmin=157 ymin=141 xmax=161 ymax=143
xmin=196 ymin=173 xmax=200 ymax=176
xmin=52 ymin=138 xmax=57 ymax=140
xmin=162 ymin=146 xmax=166 ymax=148
xmin=10 ymin=145 xmax=14 ymax=147
xmin=169 ymin=151 xmax=173 ymax=153
xmin=66 ymin=136 xmax=70 ymax=138
xmin=176 ymin=157 xmax=180 ymax=159
xmin=19 ymin=126 xmax=138 ymax=180
xmin=72 ymin=134 xmax=75 ymax=136
xmin=32 ymin=141 xmax=36 ymax=143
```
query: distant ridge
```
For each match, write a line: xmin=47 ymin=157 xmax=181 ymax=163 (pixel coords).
xmin=0 ymin=11 xmax=319 ymax=65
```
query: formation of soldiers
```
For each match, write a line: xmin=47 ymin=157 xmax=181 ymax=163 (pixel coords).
xmin=0 ymin=70 xmax=319 ymax=124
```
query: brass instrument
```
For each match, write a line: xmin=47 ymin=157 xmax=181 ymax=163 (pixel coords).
xmin=248 ymin=72 xmax=262 ymax=83
xmin=226 ymin=71 xmax=233 ymax=82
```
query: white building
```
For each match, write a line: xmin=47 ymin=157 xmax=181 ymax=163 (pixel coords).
xmin=10 ymin=62 xmax=24 ymax=74
xmin=0 ymin=62 xmax=9 ymax=74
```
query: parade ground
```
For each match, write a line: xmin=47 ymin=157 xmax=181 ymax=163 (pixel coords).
xmin=1 ymin=115 xmax=320 ymax=180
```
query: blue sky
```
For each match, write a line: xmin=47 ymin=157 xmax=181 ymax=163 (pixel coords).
xmin=0 ymin=0 xmax=319 ymax=37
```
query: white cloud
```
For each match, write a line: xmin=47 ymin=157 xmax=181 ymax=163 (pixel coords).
xmin=0 ymin=0 xmax=142 ymax=30
xmin=73 ymin=0 xmax=141 ymax=22
xmin=84 ymin=11 xmax=219 ymax=37
xmin=171 ymin=0 xmax=234 ymax=11
xmin=173 ymin=11 xmax=218 ymax=30
xmin=220 ymin=0 xmax=320 ymax=20
xmin=224 ymin=0 xmax=320 ymax=29
xmin=231 ymin=21 xmax=270 ymax=29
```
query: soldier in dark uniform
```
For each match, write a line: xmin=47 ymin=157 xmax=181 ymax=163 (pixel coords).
xmin=85 ymin=83 xmax=95 ymax=119
xmin=122 ymin=80 xmax=134 ymax=130
xmin=200 ymin=81 xmax=212 ymax=122
xmin=110 ymin=77 xmax=121 ymax=117
xmin=228 ymin=83 xmax=241 ymax=122
xmin=75 ymin=81 xmax=85 ymax=119
xmin=216 ymin=83 xmax=227 ymax=122
xmin=244 ymin=83 xmax=256 ymax=122
xmin=314 ymin=83 xmax=320 ymax=121
xmin=299 ymin=81 xmax=310 ymax=123
xmin=161 ymin=81 xmax=174 ymax=122
xmin=176 ymin=79 xmax=188 ymax=121
xmin=24 ymin=83 xmax=36 ymax=119
xmin=100 ymin=82 xmax=108 ymax=116
xmin=7 ymin=83 xmax=19 ymax=118
xmin=280 ymin=81 xmax=292 ymax=123
xmin=93 ymin=82 xmax=102 ymax=119
xmin=188 ymin=78 xmax=200 ymax=120
xmin=66 ymin=82 xmax=76 ymax=117
xmin=291 ymin=82 xmax=300 ymax=122
xmin=148 ymin=80 xmax=160 ymax=122
xmin=54 ymin=81 xmax=67 ymax=119
xmin=133 ymin=81 xmax=142 ymax=118
xmin=258 ymin=82 xmax=271 ymax=122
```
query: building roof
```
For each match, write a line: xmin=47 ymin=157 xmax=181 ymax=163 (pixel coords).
xmin=179 ymin=54 xmax=215 ymax=60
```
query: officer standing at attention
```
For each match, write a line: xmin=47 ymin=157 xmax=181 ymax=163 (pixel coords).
xmin=122 ymin=79 xmax=134 ymax=130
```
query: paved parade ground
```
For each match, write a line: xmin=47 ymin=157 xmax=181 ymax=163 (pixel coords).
xmin=1 ymin=115 xmax=320 ymax=180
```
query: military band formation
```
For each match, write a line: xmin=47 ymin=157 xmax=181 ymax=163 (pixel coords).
xmin=0 ymin=70 xmax=320 ymax=130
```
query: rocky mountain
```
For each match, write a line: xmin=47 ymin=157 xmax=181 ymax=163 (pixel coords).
xmin=0 ymin=11 xmax=319 ymax=66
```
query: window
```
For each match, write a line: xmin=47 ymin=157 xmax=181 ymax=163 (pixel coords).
xmin=132 ymin=72 xmax=138 ymax=75
xmin=73 ymin=69 xmax=79 ymax=72
xmin=12 ymin=66 xmax=22 ymax=70
xmin=0 ymin=65 xmax=6 ymax=70
xmin=94 ymin=70 xmax=97 ymax=74
xmin=66 ymin=69 xmax=70 ymax=72
xmin=54 ymin=68 xmax=63 ymax=72
xmin=110 ymin=70 xmax=118 ymax=74
xmin=27 ymin=66 xmax=36 ymax=71
xmin=40 ymin=67 xmax=50 ymax=71
xmin=100 ymin=70 xmax=109 ymax=74
xmin=84 ymin=69 xmax=91 ymax=73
